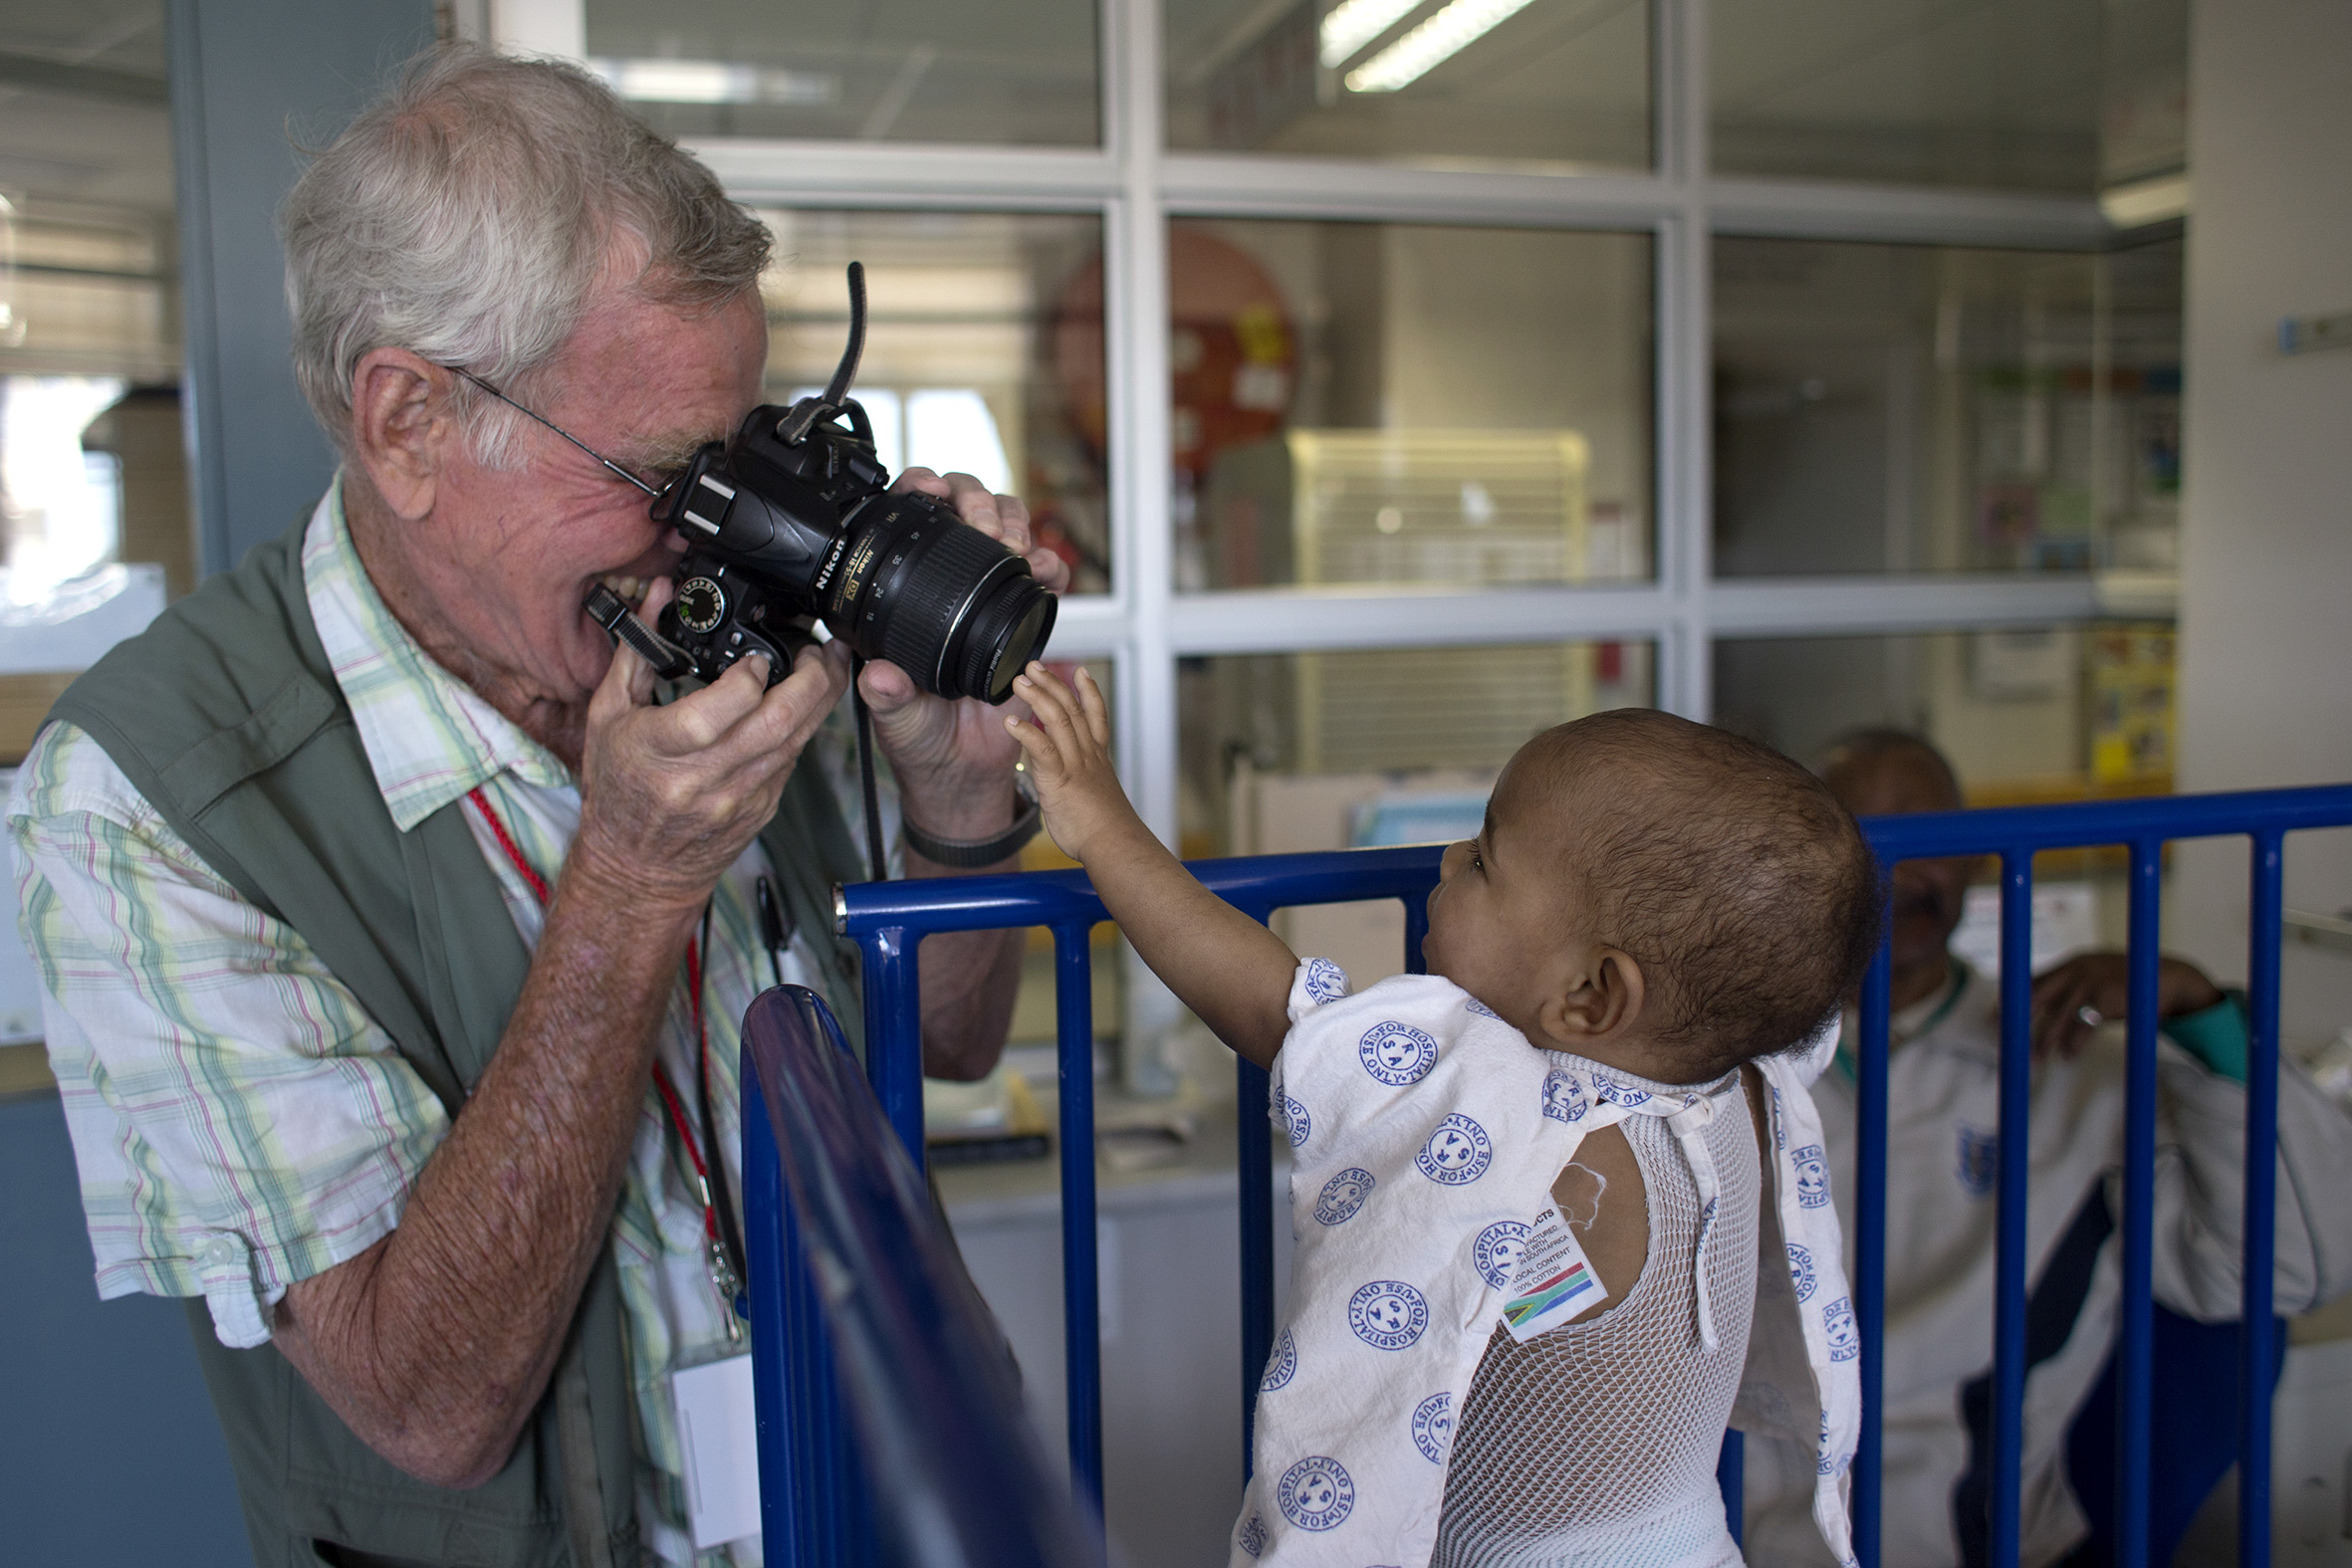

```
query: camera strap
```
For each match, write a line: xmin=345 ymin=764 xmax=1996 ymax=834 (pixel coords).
xmin=851 ymin=655 xmax=891 ymax=883
xmin=465 ymin=786 xmax=751 ymax=1336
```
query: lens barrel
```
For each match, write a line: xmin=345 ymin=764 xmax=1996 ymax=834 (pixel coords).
xmin=825 ymin=493 xmax=1058 ymax=703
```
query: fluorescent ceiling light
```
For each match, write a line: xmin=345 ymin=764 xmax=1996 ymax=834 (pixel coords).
xmin=1345 ymin=0 xmax=1536 ymax=92
xmin=2099 ymin=173 xmax=2189 ymax=229
xmin=1320 ymin=0 xmax=1423 ymax=68
xmin=587 ymin=58 xmax=836 ymax=107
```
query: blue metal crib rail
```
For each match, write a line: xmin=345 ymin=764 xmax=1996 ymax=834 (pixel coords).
xmin=742 ymin=782 xmax=2352 ymax=1567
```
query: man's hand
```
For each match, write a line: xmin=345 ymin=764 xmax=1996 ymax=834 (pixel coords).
xmin=572 ymin=580 xmax=850 ymax=920
xmin=1005 ymin=663 xmax=1146 ymax=865
xmin=2029 ymin=951 xmax=2226 ymax=1061
xmin=861 ymin=470 xmax=1070 ymax=838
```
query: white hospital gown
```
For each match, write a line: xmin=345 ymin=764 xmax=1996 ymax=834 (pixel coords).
xmin=1231 ymin=961 xmax=1861 ymax=1568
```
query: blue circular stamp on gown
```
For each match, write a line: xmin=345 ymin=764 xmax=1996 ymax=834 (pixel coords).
xmin=1313 ymin=1167 xmax=1375 ymax=1227
xmin=1280 ymin=1094 xmax=1311 ymax=1149
xmin=1541 ymin=1069 xmax=1588 ymax=1124
xmin=1787 ymin=1241 xmax=1816 ymax=1302
xmin=1357 ymin=1020 xmax=1439 ymax=1086
xmin=1301 ymin=957 xmax=1349 ymax=1003
xmin=1464 ymin=996 xmax=1500 ymax=1019
xmin=1592 ymin=1072 xmax=1652 ymax=1107
xmin=1238 ymin=1512 xmax=1267 ymax=1555
xmin=1348 ymin=1279 xmax=1430 ymax=1351
xmin=1412 ymin=1391 xmax=1453 ymax=1462
xmin=1276 ymin=1456 xmax=1355 ymax=1531
xmin=1473 ymin=1220 xmax=1530 ymax=1288
xmin=1261 ymin=1327 xmax=1297 ymax=1391
xmin=1415 ymin=1113 xmax=1493 ymax=1185
xmin=1823 ymin=1296 xmax=1859 ymax=1362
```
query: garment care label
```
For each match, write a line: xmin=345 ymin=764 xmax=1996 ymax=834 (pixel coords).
xmin=1500 ymin=1204 xmax=1607 ymax=1343
xmin=672 ymin=1353 xmax=762 ymax=1549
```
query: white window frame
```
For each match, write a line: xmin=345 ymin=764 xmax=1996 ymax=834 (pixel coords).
xmin=499 ymin=0 xmax=2131 ymax=847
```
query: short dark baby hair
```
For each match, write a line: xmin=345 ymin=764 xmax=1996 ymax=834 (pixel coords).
xmin=1527 ymin=709 xmax=1884 ymax=1080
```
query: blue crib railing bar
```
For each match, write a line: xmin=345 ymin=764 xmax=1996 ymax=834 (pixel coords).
xmin=1855 ymin=939 xmax=1892 ymax=1568
xmin=2118 ymin=841 xmax=2164 ymax=1568
xmin=1718 ymin=1430 xmax=1746 ymax=1544
xmin=1859 ymin=784 xmax=2352 ymax=858
xmin=1055 ymin=920 xmax=1106 ymax=1510
xmin=1993 ymin=852 xmax=2034 ymax=1568
xmin=1239 ymin=1053 xmax=1274 ymax=1477
xmin=839 ymin=844 xmax=1453 ymax=936
xmin=743 ymin=988 xmax=1106 ymax=1568
xmin=2242 ymin=832 xmax=2286 ymax=1568
xmin=857 ymin=925 xmax=924 ymax=1163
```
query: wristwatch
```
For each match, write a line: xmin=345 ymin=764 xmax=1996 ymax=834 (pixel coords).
xmin=899 ymin=776 xmax=1043 ymax=869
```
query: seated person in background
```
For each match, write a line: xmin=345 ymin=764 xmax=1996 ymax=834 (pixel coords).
xmin=1009 ymin=670 xmax=1880 ymax=1568
xmin=1739 ymin=730 xmax=2352 ymax=1568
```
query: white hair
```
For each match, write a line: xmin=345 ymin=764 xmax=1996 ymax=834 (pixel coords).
xmin=282 ymin=44 xmax=771 ymax=463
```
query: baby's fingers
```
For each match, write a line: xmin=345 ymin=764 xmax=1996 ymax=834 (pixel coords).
xmin=1003 ymin=713 xmax=1062 ymax=778
xmin=1073 ymin=666 xmax=1111 ymax=750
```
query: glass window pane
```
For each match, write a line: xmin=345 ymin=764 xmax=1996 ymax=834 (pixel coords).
xmin=1153 ymin=221 xmax=1652 ymax=590
xmin=1166 ymin=0 xmax=1650 ymax=168
xmin=1713 ymin=234 xmax=2183 ymax=576
xmin=1712 ymin=624 xmax=2177 ymax=795
xmin=586 ymin=0 xmax=1099 ymax=145
xmin=1710 ymin=0 xmax=2187 ymax=195
xmin=0 ymin=0 xmax=191 ymax=782
xmin=1180 ymin=640 xmax=1654 ymax=985
xmin=1713 ymin=624 xmax=2180 ymax=975
xmin=756 ymin=210 xmax=1111 ymax=593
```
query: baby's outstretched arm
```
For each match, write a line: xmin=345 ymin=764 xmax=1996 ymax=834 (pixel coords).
xmin=1007 ymin=662 xmax=1296 ymax=1067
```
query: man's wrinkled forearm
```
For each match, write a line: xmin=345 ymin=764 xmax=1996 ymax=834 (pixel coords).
xmin=270 ymin=874 xmax=694 ymax=1487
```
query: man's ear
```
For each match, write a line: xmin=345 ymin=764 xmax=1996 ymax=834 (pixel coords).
xmin=1533 ymin=947 xmax=1647 ymax=1051
xmin=349 ymin=347 xmax=458 ymax=521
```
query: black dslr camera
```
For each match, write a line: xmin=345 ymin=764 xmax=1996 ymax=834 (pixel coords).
xmin=586 ymin=263 xmax=1057 ymax=705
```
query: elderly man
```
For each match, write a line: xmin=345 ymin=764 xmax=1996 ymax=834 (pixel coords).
xmin=8 ymin=47 xmax=1061 ymax=1568
xmin=1739 ymin=730 xmax=2352 ymax=1568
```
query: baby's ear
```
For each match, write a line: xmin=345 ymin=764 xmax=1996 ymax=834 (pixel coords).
xmin=1533 ymin=948 xmax=1646 ymax=1049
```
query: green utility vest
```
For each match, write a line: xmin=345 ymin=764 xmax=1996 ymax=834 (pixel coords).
xmin=49 ymin=516 xmax=867 ymax=1568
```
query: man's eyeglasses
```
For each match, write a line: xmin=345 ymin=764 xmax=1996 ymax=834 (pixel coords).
xmin=445 ymin=366 xmax=672 ymax=500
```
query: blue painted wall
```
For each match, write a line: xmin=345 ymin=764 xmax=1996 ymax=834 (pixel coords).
xmin=0 ymin=1092 xmax=249 ymax=1565
xmin=167 ymin=0 xmax=438 ymax=576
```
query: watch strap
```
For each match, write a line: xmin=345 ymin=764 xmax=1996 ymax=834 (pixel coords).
xmin=900 ymin=789 xmax=1043 ymax=869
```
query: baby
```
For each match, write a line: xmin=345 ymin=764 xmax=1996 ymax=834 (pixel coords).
xmin=1005 ymin=668 xmax=1880 ymax=1568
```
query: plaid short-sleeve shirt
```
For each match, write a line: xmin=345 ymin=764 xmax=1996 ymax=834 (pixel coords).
xmin=9 ymin=480 xmax=894 ymax=1567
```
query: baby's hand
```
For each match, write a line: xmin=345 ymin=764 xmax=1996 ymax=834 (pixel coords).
xmin=1005 ymin=663 xmax=1138 ymax=864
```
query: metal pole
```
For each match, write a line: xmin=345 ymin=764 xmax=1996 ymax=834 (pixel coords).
xmin=860 ymin=926 xmax=926 ymax=1164
xmin=2239 ymin=830 xmax=2284 ymax=1568
xmin=1055 ymin=921 xmax=1106 ymax=1513
xmin=1991 ymin=850 xmax=2033 ymax=1568
xmin=1856 ymin=934 xmax=1893 ymax=1568
xmin=2117 ymin=840 xmax=2162 ymax=1568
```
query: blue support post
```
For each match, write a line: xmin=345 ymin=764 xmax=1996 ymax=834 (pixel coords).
xmin=1718 ymin=1430 xmax=1745 ymax=1546
xmin=2240 ymin=830 xmax=2285 ymax=1568
xmin=1992 ymin=850 xmax=2034 ymax=1568
xmin=1405 ymin=895 xmax=1430 ymax=975
xmin=2117 ymin=841 xmax=2163 ymax=1568
xmin=861 ymin=925 xmax=926 ymax=1164
xmin=1238 ymin=901 xmax=1280 ymax=1479
xmin=1855 ymin=935 xmax=1893 ymax=1568
xmin=1239 ymin=1054 xmax=1274 ymax=1477
xmin=746 ymin=1062 xmax=805 ymax=1564
xmin=1054 ymin=920 xmax=1106 ymax=1513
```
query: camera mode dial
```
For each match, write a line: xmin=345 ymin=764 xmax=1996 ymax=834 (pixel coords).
xmin=674 ymin=576 xmax=727 ymax=634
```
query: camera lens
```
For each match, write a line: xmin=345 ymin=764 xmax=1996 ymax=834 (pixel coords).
xmin=825 ymin=494 xmax=1058 ymax=703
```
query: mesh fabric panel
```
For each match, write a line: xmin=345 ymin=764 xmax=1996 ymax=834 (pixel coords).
xmin=1432 ymin=1073 xmax=1762 ymax=1568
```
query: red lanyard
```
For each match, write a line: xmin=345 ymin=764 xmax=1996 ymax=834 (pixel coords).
xmin=466 ymin=785 xmax=746 ymax=1336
